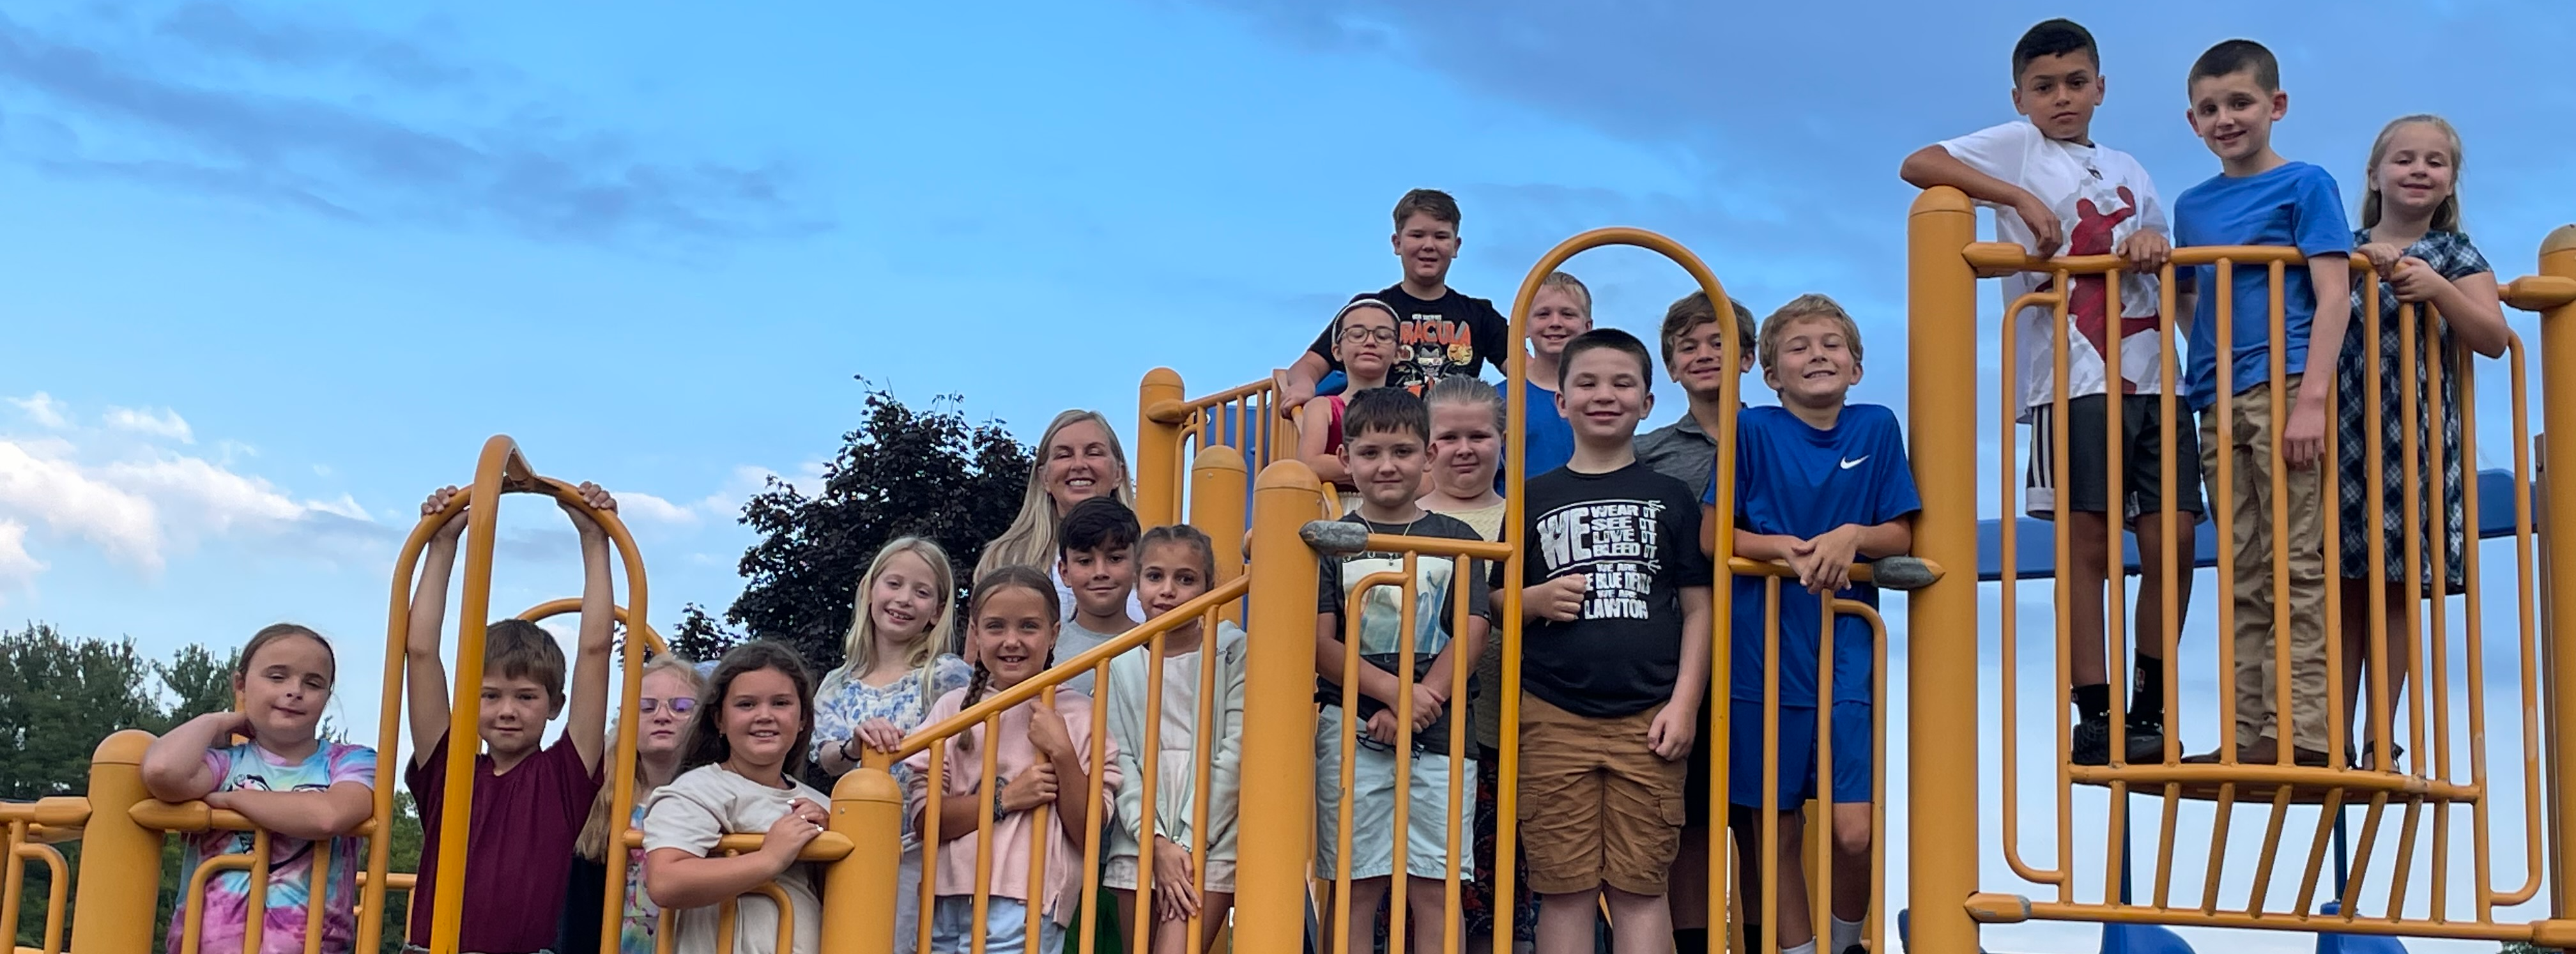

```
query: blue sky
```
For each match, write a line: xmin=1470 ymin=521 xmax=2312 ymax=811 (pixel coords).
xmin=4 ymin=1 xmax=2572 ymax=950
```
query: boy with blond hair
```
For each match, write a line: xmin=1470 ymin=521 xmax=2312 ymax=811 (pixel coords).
xmin=1898 ymin=17 xmax=2194 ymax=766
xmin=2172 ymin=38 xmax=2351 ymax=766
xmin=1717 ymin=296 xmax=1919 ymax=954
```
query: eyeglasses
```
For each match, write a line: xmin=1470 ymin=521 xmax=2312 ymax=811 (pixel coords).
xmin=638 ymin=697 xmax=695 ymax=714
xmin=1340 ymin=326 xmax=1399 ymax=344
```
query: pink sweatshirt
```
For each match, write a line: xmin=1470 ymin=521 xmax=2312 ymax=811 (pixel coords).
xmin=902 ymin=686 xmax=1121 ymax=924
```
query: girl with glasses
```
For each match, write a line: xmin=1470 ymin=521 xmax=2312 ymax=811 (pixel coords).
xmin=566 ymin=652 xmax=706 ymax=954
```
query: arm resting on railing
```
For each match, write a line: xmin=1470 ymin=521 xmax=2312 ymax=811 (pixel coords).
xmin=142 ymin=711 xmax=245 ymax=801
xmin=209 ymin=783 xmax=376 ymax=842
xmin=644 ymin=796 xmax=825 ymax=910
xmin=1735 ymin=520 xmax=1912 ymax=596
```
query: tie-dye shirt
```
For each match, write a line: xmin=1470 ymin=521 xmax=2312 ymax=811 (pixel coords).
xmin=165 ymin=740 xmax=378 ymax=954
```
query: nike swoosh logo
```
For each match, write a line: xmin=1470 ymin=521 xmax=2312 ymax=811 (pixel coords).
xmin=1839 ymin=456 xmax=1867 ymax=470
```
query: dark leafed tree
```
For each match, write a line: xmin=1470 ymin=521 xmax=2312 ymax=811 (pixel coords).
xmin=675 ymin=383 xmax=1031 ymax=672
xmin=0 ymin=624 xmax=168 ymax=801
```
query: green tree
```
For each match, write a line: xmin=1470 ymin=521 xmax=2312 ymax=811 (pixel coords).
xmin=0 ymin=624 xmax=167 ymax=801
xmin=677 ymin=384 xmax=1031 ymax=670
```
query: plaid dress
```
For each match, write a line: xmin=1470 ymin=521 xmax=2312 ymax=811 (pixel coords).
xmin=2334 ymin=229 xmax=2488 ymax=594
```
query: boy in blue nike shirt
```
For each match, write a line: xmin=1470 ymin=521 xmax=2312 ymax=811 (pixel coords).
xmin=1705 ymin=295 xmax=1919 ymax=954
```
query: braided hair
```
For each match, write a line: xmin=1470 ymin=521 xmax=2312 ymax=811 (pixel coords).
xmin=960 ymin=565 xmax=1061 ymax=751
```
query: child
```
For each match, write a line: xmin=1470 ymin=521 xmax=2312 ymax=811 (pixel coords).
xmin=641 ymin=642 xmax=831 ymax=954
xmin=1314 ymin=386 xmax=1491 ymax=954
xmin=1897 ymin=17 xmax=2194 ymax=766
xmin=1273 ymin=189 xmax=1513 ymax=409
xmin=1719 ymin=296 xmax=1920 ymax=954
xmin=1056 ymin=497 xmax=1144 ymax=696
xmin=1415 ymin=376 xmax=1536 ymax=954
xmin=404 ymin=484 xmax=620 ymax=953
xmin=1517 ymin=328 xmax=1712 ymax=954
xmin=1631 ymin=289 xmax=1756 ymax=954
xmin=2172 ymin=38 xmax=2352 ymax=767
xmin=811 ymin=537 xmax=974 ymax=954
xmin=905 ymin=566 xmax=1122 ymax=954
xmin=566 ymin=654 xmax=704 ymax=954
xmin=1105 ymin=525 xmax=1248 ymax=954
xmin=1300 ymin=299 xmax=1404 ymax=509
xmin=145 ymin=624 xmax=377 ymax=954
xmin=2336 ymin=114 xmax=2509 ymax=765
xmin=1522 ymin=272 xmax=1597 ymax=479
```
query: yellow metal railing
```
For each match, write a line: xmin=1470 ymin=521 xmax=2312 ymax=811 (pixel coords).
xmin=0 ymin=799 xmax=82 ymax=954
xmin=1910 ymin=185 xmax=2576 ymax=949
xmin=1137 ymin=369 xmax=1300 ymax=530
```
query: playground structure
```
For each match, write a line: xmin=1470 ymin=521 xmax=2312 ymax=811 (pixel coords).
xmin=6 ymin=187 xmax=2576 ymax=954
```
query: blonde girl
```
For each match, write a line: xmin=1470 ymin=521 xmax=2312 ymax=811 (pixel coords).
xmin=2335 ymin=114 xmax=2508 ymax=766
xmin=569 ymin=654 xmax=704 ymax=954
xmin=977 ymin=410 xmax=1142 ymax=623
xmin=905 ymin=566 xmax=1122 ymax=954
xmin=143 ymin=624 xmax=377 ymax=954
xmin=1104 ymin=526 xmax=1248 ymax=954
xmin=811 ymin=537 xmax=974 ymax=952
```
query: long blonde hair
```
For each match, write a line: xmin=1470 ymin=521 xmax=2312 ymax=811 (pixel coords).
xmin=977 ymin=410 xmax=1134 ymax=578
xmin=843 ymin=536 xmax=958 ymax=681
xmin=2359 ymin=114 xmax=2464 ymax=233
xmin=576 ymin=653 xmax=704 ymax=861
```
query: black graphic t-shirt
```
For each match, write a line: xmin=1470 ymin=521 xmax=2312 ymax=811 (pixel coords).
xmin=1307 ymin=284 xmax=1510 ymax=390
xmin=1519 ymin=462 xmax=1713 ymax=718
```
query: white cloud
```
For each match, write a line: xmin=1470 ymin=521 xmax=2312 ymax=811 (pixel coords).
xmin=0 ymin=440 xmax=164 ymax=567
xmin=618 ymin=491 xmax=701 ymax=525
xmin=0 ymin=520 xmax=49 ymax=597
xmin=8 ymin=393 xmax=68 ymax=429
xmin=104 ymin=406 xmax=195 ymax=443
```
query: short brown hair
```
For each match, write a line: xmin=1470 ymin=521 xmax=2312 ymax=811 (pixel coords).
xmin=1392 ymin=189 xmax=1461 ymax=231
xmin=238 ymin=622 xmax=335 ymax=687
xmin=1757 ymin=294 xmax=1866 ymax=371
xmin=1659 ymin=290 xmax=1759 ymax=366
xmin=2189 ymin=39 xmax=2278 ymax=93
xmin=1558 ymin=328 xmax=1655 ymax=390
xmin=485 ymin=618 xmax=568 ymax=706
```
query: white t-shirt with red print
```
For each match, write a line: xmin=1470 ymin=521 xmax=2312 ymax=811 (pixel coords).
xmin=1939 ymin=120 xmax=2170 ymax=417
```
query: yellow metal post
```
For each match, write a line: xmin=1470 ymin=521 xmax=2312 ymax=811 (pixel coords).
xmin=2535 ymin=224 xmax=2576 ymax=925
xmin=1234 ymin=460 xmax=1326 ymax=954
xmin=1138 ymin=368 xmax=1188 ymax=528
xmin=71 ymin=731 xmax=162 ymax=954
xmin=427 ymin=436 xmax=530 ymax=954
xmin=1191 ymin=445 xmax=1250 ymax=587
xmin=1906 ymin=187 xmax=1981 ymax=953
xmin=823 ymin=767 xmax=906 ymax=954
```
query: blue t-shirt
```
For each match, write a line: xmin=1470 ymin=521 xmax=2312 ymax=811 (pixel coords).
xmin=2172 ymin=161 xmax=2352 ymax=412
xmin=1706 ymin=404 xmax=1921 ymax=707
xmin=1522 ymin=378 xmax=1575 ymax=481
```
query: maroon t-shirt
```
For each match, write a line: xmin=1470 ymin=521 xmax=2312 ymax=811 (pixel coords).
xmin=405 ymin=732 xmax=604 ymax=952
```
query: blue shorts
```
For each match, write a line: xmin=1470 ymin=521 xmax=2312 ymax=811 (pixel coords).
xmin=1727 ymin=700 xmax=1872 ymax=808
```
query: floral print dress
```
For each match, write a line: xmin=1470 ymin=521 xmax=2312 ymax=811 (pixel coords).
xmin=812 ymin=654 xmax=973 ymax=845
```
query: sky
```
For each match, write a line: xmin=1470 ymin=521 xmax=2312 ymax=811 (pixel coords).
xmin=4 ymin=1 xmax=2573 ymax=951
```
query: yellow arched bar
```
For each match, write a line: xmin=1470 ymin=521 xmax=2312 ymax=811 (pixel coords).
xmin=1493 ymin=227 xmax=1742 ymax=953
xmin=516 ymin=597 xmax=671 ymax=656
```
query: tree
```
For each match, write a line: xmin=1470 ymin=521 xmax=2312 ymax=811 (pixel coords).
xmin=676 ymin=384 xmax=1032 ymax=672
xmin=0 ymin=624 xmax=168 ymax=801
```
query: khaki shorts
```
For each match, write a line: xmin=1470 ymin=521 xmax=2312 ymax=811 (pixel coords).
xmin=1515 ymin=692 xmax=1687 ymax=897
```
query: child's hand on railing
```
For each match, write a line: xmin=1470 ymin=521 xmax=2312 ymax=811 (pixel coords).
xmin=422 ymin=487 xmax=467 ymax=544
xmin=2115 ymin=230 xmax=2172 ymax=275
xmin=854 ymin=718 xmax=905 ymax=753
xmin=1527 ymin=574 xmax=1586 ymax=622
xmin=1000 ymin=764 xmax=1058 ymax=813
xmin=758 ymin=798 xmax=828 ymax=872
xmin=560 ymin=481 xmax=616 ymax=538
xmin=1788 ymin=526 xmax=1862 ymax=594
xmin=2357 ymin=242 xmax=2406 ymax=278
xmin=1028 ymin=698 xmax=1073 ymax=762
xmin=1151 ymin=836 xmax=1200 ymax=921
xmin=2389 ymin=258 xmax=2442 ymax=303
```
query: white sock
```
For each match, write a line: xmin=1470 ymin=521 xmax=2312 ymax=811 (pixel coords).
xmin=1782 ymin=942 xmax=1817 ymax=954
xmin=1829 ymin=915 xmax=1864 ymax=952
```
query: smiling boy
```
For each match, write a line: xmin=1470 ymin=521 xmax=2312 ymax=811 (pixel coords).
xmin=1715 ymin=296 xmax=1919 ymax=954
xmin=2170 ymin=38 xmax=2351 ymax=767
xmin=404 ymin=484 xmax=620 ymax=953
xmin=1898 ymin=17 xmax=2195 ymax=767
xmin=1055 ymin=496 xmax=1141 ymax=696
xmin=1275 ymin=190 xmax=1512 ymax=410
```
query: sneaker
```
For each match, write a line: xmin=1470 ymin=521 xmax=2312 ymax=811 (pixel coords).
xmin=2124 ymin=718 xmax=2169 ymax=764
xmin=2073 ymin=716 xmax=2111 ymax=766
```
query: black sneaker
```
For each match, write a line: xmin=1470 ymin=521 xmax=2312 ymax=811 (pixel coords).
xmin=1843 ymin=945 xmax=1870 ymax=954
xmin=2124 ymin=718 xmax=2169 ymax=764
xmin=2073 ymin=716 xmax=2111 ymax=766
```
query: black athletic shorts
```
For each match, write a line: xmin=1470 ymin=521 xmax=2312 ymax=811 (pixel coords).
xmin=2026 ymin=394 xmax=2206 ymax=519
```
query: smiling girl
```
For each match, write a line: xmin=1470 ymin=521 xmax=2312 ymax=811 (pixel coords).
xmin=1103 ymin=526 xmax=1246 ymax=954
xmin=905 ymin=566 xmax=1121 ymax=954
xmin=144 ymin=623 xmax=377 ymax=954
xmin=811 ymin=537 xmax=972 ymax=953
xmin=1300 ymin=300 xmax=1405 ymax=510
xmin=979 ymin=411 xmax=1144 ymax=622
xmin=642 ymin=642 xmax=830 ymax=954
xmin=567 ymin=654 xmax=703 ymax=954
xmin=2334 ymin=114 xmax=2508 ymax=766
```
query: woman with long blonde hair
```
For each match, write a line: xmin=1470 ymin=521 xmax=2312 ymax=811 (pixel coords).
xmin=811 ymin=537 xmax=973 ymax=953
xmin=565 ymin=652 xmax=704 ymax=954
xmin=976 ymin=409 xmax=1141 ymax=621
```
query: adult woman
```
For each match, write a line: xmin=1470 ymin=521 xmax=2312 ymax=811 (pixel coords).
xmin=977 ymin=409 xmax=1144 ymax=622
